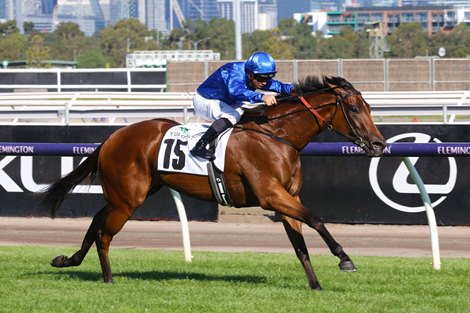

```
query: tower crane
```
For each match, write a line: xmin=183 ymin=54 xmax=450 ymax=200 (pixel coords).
xmin=170 ymin=0 xmax=186 ymax=30
xmin=170 ymin=0 xmax=204 ymax=31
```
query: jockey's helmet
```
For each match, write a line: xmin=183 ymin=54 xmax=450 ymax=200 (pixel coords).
xmin=245 ymin=52 xmax=277 ymax=77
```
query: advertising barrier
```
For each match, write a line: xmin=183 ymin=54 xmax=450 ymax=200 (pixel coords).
xmin=301 ymin=125 xmax=470 ymax=226
xmin=0 ymin=125 xmax=469 ymax=225
xmin=0 ymin=125 xmax=217 ymax=220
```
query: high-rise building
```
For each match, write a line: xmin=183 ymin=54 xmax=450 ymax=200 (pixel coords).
xmin=0 ymin=1 xmax=6 ymax=20
xmin=13 ymin=0 xmax=23 ymax=32
xmin=217 ymin=0 xmax=258 ymax=33
xmin=145 ymin=0 xmax=167 ymax=33
xmin=52 ymin=0 xmax=105 ymax=35
xmin=23 ymin=0 xmax=41 ymax=15
xmin=311 ymin=0 xmax=343 ymax=11
xmin=296 ymin=4 xmax=461 ymax=37
xmin=0 ymin=0 xmax=23 ymax=27
xmin=129 ymin=0 xmax=139 ymax=18
xmin=0 ymin=0 xmax=14 ymax=20
xmin=362 ymin=0 xmax=397 ymax=6
xmin=109 ymin=0 xmax=138 ymax=25
xmin=240 ymin=0 xmax=257 ymax=32
xmin=109 ymin=0 xmax=127 ymax=25
xmin=258 ymin=0 xmax=277 ymax=29
xmin=187 ymin=0 xmax=219 ymax=22
xmin=137 ymin=0 xmax=146 ymax=25
xmin=23 ymin=0 xmax=50 ymax=32
xmin=41 ymin=0 xmax=57 ymax=14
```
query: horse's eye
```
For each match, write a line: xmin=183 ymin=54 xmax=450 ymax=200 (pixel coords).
xmin=350 ymin=105 xmax=360 ymax=113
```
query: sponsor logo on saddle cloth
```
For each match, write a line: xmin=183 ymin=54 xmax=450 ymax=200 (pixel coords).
xmin=157 ymin=124 xmax=233 ymax=175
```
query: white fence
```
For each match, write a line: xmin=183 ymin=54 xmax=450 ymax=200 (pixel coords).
xmin=0 ymin=68 xmax=167 ymax=93
xmin=1 ymin=90 xmax=470 ymax=125
xmin=365 ymin=90 xmax=470 ymax=124
xmin=0 ymin=92 xmax=194 ymax=125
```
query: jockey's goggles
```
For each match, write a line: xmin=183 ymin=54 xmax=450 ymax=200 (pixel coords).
xmin=253 ymin=73 xmax=276 ymax=82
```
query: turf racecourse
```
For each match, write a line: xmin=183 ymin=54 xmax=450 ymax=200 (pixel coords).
xmin=0 ymin=246 xmax=469 ymax=313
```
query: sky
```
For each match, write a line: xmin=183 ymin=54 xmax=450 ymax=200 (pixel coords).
xmin=277 ymin=0 xmax=312 ymax=21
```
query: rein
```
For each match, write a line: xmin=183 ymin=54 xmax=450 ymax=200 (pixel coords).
xmin=236 ymin=86 xmax=367 ymax=151
xmin=233 ymin=125 xmax=302 ymax=151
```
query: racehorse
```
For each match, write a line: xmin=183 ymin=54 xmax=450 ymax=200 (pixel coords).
xmin=42 ymin=75 xmax=386 ymax=290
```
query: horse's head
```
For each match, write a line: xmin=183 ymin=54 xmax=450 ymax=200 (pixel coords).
xmin=294 ymin=76 xmax=386 ymax=157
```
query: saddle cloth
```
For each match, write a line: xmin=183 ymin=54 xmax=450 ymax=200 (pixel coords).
xmin=157 ymin=123 xmax=233 ymax=176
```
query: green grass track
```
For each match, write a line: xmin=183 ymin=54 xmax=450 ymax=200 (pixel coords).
xmin=0 ymin=246 xmax=468 ymax=313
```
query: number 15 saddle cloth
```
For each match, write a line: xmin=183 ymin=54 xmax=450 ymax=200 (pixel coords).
xmin=157 ymin=124 xmax=233 ymax=176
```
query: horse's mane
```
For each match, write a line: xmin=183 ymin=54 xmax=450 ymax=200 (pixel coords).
xmin=242 ymin=75 xmax=353 ymax=117
xmin=293 ymin=75 xmax=353 ymax=94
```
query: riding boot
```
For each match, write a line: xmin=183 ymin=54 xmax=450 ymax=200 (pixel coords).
xmin=191 ymin=118 xmax=233 ymax=161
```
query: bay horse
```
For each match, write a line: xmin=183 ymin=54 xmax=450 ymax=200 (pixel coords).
xmin=42 ymin=75 xmax=386 ymax=290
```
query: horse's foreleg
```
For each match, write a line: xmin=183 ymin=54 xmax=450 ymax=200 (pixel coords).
xmin=280 ymin=214 xmax=321 ymax=290
xmin=51 ymin=206 xmax=108 ymax=268
xmin=265 ymin=189 xmax=356 ymax=273
xmin=305 ymin=212 xmax=356 ymax=272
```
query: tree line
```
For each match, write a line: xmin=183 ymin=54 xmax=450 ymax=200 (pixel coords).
xmin=1 ymin=18 xmax=470 ymax=68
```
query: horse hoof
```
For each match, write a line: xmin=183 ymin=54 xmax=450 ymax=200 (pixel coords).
xmin=339 ymin=260 xmax=357 ymax=272
xmin=51 ymin=255 xmax=69 ymax=267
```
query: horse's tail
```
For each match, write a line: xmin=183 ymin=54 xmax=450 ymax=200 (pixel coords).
xmin=42 ymin=145 xmax=102 ymax=218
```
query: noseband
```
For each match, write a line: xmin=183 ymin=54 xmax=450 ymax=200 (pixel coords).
xmin=298 ymin=88 xmax=366 ymax=149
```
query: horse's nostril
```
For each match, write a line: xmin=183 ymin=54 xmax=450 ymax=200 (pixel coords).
xmin=369 ymin=141 xmax=387 ymax=156
xmin=373 ymin=140 xmax=386 ymax=150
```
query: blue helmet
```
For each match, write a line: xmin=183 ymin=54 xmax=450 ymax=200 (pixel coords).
xmin=244 ymin=52 xmax=277 ymax=75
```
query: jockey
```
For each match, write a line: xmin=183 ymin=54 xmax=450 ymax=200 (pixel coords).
xmin=191 ymin=51 xmax=294 ymax=161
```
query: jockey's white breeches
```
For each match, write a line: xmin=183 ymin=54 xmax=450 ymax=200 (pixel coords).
xmin=192 ymin=92 xmax=245 ymax=125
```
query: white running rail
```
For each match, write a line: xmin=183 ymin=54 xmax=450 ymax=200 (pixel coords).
xmin=1 ymin=91 xmax=470 ymax=125
xmin=0 ymin=92 xmax=195 ymax=125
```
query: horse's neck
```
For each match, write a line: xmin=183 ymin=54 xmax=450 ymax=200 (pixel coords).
xmin=277 ymin=104 xmax=320 ymax=148
xmin=244 ymin=102 xmax=321 ymax=150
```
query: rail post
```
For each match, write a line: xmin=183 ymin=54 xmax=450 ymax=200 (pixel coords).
xmin=402 ymin=157 xmax=441 ymax=270
xmin=169 ymin=188 xmax=193 ymax=263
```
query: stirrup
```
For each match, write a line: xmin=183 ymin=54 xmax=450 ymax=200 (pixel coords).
xmin=191 ymin=144 xmax=215 ymax=161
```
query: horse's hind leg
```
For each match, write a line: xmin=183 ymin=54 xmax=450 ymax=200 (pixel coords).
xmin=280 ymin=214 xmax=321 ymax=290
xmin=51 ymin=203 xmax=135 ymax=283
xmin=93 ymin=180 xmax=163 ymax=283
xmin=51 ymin=206 xmax=109 ymax=268
xmin=94 ymin=206 xmax=134 ymax=283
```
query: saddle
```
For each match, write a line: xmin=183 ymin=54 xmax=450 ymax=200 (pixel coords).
xmin=205 ymin=101 xmax=268 ymax=207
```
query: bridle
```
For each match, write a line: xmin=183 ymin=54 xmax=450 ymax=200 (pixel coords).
xmin=298 ymin=87 xmax=367 ymax=149
xmin=234 ymin=86 xmax=368 ymax=151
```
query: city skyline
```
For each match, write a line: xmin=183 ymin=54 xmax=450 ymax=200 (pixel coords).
xmin=2 ymin=0 xmax=470 ymax=36
xmin=0 ymin=0 xmax=271 ymax=35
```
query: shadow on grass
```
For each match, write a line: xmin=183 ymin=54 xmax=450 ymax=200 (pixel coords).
xmin=40 ymin=269 xmax=267 ymax=285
